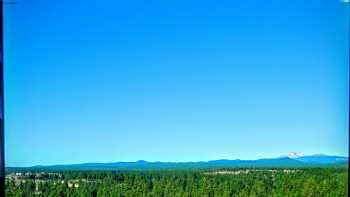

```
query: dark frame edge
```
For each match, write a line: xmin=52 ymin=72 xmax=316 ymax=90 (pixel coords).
xmin=0 ymin=0 xmax=5 ymax=196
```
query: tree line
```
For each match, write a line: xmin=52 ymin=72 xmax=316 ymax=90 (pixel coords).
xmin=5 ymin=167 xmax=348 ymax=197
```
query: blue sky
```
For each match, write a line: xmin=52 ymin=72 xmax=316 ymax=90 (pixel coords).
xmin=4 ymin=0 xmax=349 ymax=167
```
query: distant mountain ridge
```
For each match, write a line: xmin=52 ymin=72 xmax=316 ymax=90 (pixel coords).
xmin=12 ymin=154 xmax=348 ymax=171
xmin=293 ymin=154 xmax=348 ymax=164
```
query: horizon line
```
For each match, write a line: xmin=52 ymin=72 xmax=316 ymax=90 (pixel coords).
xmin=6 ymin=153 xmax=349 ymax=168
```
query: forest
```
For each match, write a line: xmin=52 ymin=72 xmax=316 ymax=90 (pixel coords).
xmin=5 ymin=167 xmax=348 ymax=197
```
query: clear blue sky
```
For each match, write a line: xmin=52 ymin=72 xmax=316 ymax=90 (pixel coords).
xmin=4 ymin=0 xmax=349 ymax=167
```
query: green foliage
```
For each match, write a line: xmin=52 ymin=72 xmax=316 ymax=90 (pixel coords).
xmin=5 ymin=168 xmax=348 ymax=197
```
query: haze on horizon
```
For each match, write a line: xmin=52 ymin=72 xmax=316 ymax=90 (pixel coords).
xmin=4 ymin=0 xmax=349 ymax=167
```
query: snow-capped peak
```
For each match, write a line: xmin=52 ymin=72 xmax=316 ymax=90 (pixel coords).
xmin=287 ymin=152 xmax=304 ymax=158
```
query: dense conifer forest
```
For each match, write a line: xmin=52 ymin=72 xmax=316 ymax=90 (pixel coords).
xmin=5 ymin=167 xmax=348 ymax=196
